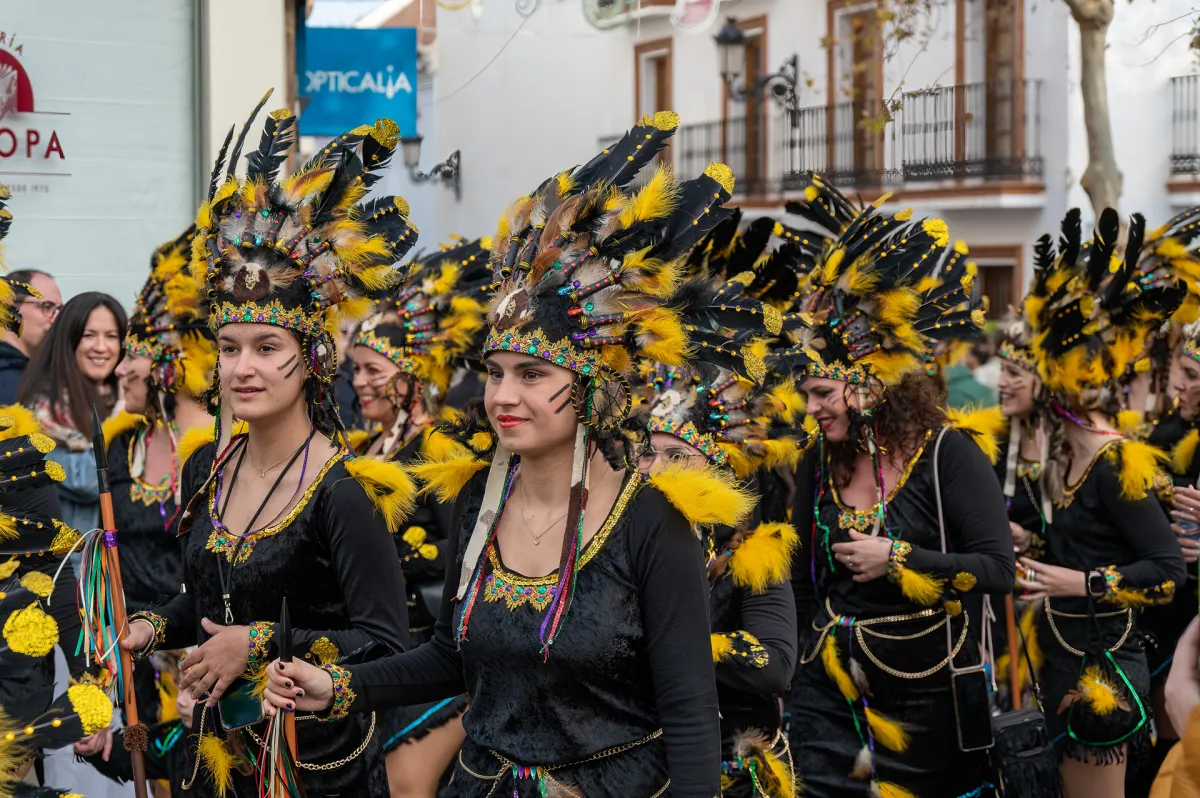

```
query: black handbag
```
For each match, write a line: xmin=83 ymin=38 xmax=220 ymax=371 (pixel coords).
xmin=932 ymin=428 xmax=1062 ymax=797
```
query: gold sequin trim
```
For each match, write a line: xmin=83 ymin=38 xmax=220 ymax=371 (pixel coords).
xmin=483 ymin=476 xmax=640 ymax=611
xmin=1056 ymin=439 xmax=1122 ymax=509
xmin=206 ymin=449 xmax=346 ymax=565
xmin=247 ymin=621 xmax=274 ymax=662
xmin=319 ymin=663 xmax=355 ymax=721
xmin=831 ymin=430 xmax=931 ymax=531
xmin=128 ymin=432 xmax=173 ymax=507
xmin=129 ymin=611 xmax=167 ymax=659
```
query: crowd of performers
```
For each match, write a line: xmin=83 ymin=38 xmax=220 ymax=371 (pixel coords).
xmin=2 ymin=92 xmax=1200 ymax=798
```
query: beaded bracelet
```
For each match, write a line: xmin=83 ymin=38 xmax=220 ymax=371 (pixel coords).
xmin=886 ymin=539 xmax=912 ymax=583
xmin=128 ymin=611 xmax=167 ymax=660
xmin=247 ymin=621 xmax=274 ymax=663
xmin=318 ymin=663 xmax=356 ymax=722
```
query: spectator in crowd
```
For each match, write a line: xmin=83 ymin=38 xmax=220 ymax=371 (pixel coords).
xmin=970 ymin=338 xmax=1002 ymax=395
xmin=0 ymin=269 xmax=61 ymax=403
xmin=946 ymin=343 xmax=998 ymax=409
xmin=16 ymin=292 xmax=126 ymax=533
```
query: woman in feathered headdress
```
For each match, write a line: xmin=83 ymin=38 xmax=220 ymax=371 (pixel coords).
xmin=635 ymin=360 xmax=802 ymax=798
xmin=262 ymin=113 xmax=778 ymax=796
xmin=1016 ymin=208 xmax=1186 ymax=793
xmin=116 ymin=92 xmax=420 ymax=796
xmin=343 ymin=236 xmax=490 ymax=792
xmin=778 ymin=174 xmax=1015 ymax=798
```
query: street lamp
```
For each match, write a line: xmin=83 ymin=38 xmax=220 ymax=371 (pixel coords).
xmin=399 ymin=135 xmax=461 ymax=201
xmin=713 ymin=16 xmax=799 ymax=110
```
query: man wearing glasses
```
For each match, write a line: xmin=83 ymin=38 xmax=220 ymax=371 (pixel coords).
xmin=0 ymin=268 xmax=62 ymax=403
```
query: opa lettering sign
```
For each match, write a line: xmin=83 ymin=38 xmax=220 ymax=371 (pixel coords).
xmin=303 ymin=27 xmax=417 ymax=138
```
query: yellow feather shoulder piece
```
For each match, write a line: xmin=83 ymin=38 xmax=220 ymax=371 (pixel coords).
xmin=176 ymin=421 xmax=248 ymax=471
xmin=0 ymin=403 xmax=42 ymax=441
xmin=346 ymin=428 xmax=372 ymax=453
xmin=1172 ymin=428 xmax=1200 ymax=476
xmin=102 ymin=411 xmax=146 ymax=448
xmin=945 ymin=405 xmax=1006 ymax=464
xmin=421 ymin=426 xmax=471 ymax=462
xmin=1105 ymin=438 xmax=1168 ymax=500
xmin=410 ymin=453 xmax=489 ymax=503
xmin=647 ymin=463 xmax=755 ymax=527
xmin=343 ymin=455 xmax=417 ymax=534
xmin=728 ymin=522 xmax=798 ymax=594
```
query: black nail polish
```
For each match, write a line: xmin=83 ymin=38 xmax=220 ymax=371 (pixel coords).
xmin=297 ymin=689 xmax=304 ymax=697
xmin=285 ymin=681 xmax=292 ymax=688
xmin=277 ymin=662 xmax=285 ymax=671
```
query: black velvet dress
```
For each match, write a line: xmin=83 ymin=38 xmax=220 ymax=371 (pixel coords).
xmin=1033 ymin=439 xmax=1185 ymax=765
xmin=1143 ymin=409 xmax=1200 ymax=682
xmin=135 ymin=437 xmax=410 ymax=797
xmin=373 ymin=430 xmax=468 ymax=753
xmin=328 ymin=469 xmax=722 ymax=797
xmin=994 ymin=432 xmax=1046 ymax=557
xmin=708 ymin=521 xmax=797 ymax=797
xmin=108 ymin=419 xmax=185 ymax=725
xmin=788 ymin=428 xmax=1016 ymax=798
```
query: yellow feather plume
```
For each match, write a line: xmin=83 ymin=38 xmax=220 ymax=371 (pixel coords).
xmin=876 ymin=289 xmax=920 ymax=329
xmin=1115 ymin=410 xmax=1146 ymax=439
xmin=1172 ymin=428 xmax=1200 ymax=475
xmin=647 ymin=462 xmax=756 ymax=527
xmin=180 ymin=333 xmax=218 ymax=399
xmin=876 ymin=782 xmax=917 ymax=798
xmin=728 ymin=522 xmax=798 ymax=594
xmin=865 ymin=707 xmax=910 ymax=752
xmin=247 ymin=661 xmax=270 ymax=700
xmin=343 ymin=455 xmax=417 ymax=534
xmin=821 ymin=634 xmax=859 ymax=701
xmin=197 ymin=733 xmax=238 ymax=798
xmin=860 ymin=351 xmax=920 ymax=386
xmin=764 ymin=381 xmax=806 ymax=423
xmin=1107 ymin=439 xmax=1167 ymax=500
xmin=635 ymin=307 xmax=691 ymax=366
xmin=820 ymin=249 xmax=846 ymax=286
xmin=717 ymin=442 xmax=755 ymax=478
xmin=422 ymin=428 xmax=471 ymax=463
xmin=102 ymin=411 xmax=146 ymax=448
xmin=618 ymin=164 xmax=677 ymax=228
xmin=894 ymin=566 xmax=945 ymax=606
xmin=760 ymin=438 xmax=803 ymax=471
xmin=0 ymin=403 xmax=41 ymax=441
xmin=711 ymin=633 xmax=734 ymax=663
xmin=945 ymin=405 xmax=1006 ymax=464
xmin=1078 ymin=664 xmax=1122 ymax=716
xmin=410 ymin=454 xmax=488 ymax=503
xmin=176 ymin=420 xmax=247 ymax=470
xmin=0 ymin=513 xmax=16 ymax=542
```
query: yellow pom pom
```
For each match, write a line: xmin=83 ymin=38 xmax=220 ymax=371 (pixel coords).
xmin=3 ymin=602 xmax=58 ymax=657
xmin=67 ymin=679 xmax=114 ymax=735
xmin=402 ymin=526 xmax=427 ymax=548
xmin=18 ymin=571 xmax=53 ymax=598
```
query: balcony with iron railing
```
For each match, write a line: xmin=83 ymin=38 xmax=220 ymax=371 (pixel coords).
xmin=1171 ymin=75 xmax=1200 ymax=177
xmin=598 ymin=78 xmax=1043 ymax=202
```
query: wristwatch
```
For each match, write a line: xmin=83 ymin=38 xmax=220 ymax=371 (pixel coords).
xmin=1087 ymin=569 xmax=1107 ymax=599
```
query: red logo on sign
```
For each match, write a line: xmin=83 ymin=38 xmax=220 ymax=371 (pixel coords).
xmin=0 ymin=50 xmax=33 ymax=121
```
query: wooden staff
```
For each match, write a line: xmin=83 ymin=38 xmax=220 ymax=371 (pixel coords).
xmin=91 ymin=404 xmax=148 ymax=798
xmin=1005 ymin=594 xmax=1022 ymax=710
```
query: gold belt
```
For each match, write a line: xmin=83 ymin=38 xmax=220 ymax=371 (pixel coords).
xmin=456 ymin=729 xmax=668 ymax=798
xmin=1043 ymin=597 xmax=1134 ymax=657
xmin=799 ymin=597 xmax=968 ymax=680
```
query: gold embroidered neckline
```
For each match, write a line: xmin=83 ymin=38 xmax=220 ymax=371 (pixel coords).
xmin=829 ymin=430 xmax=932 ymax=530
xmin=483 ymin=474 xmax=640 ymax=610
xmin=128 ymin=427 xmax=173 ymax=506
xmin=206 ymin=446 xmax=346 ymax=565
xmin=1055 ymin=438 xmax=1122 ymax=508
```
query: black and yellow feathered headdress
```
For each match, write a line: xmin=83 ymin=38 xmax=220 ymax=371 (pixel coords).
xmin=192 ymin=90 xmax=418 ymax=414
xmin=0 ymin=185 xmax=39 ymax=338
xmin=771 ymin=174 xmax=982 ymax=387
xmin=126 ymin=225 xmax=216 ymax=401
xmin=353 ymin=235 xmax=492 ymax=399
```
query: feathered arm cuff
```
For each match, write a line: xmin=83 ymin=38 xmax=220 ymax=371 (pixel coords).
xmin=1098 ymin=564 xmax=1176 ymax=608
xmin=885 ymin=539 xmax=945 ymax=607
xmin=711 ymin=629 xmax=768 ymax=668
xmin=128 ymin=610 xmax=167 ymax=660
xmin=727 ymin=522 xmax=798 ymax=594
xmin=648 ymin=462 xmax=756 ymax=528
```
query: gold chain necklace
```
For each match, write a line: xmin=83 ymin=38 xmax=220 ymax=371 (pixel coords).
xmin=246 ymin=447 xmax=296 ymax=479
xmin=517 ymin=482 xmax=569 ymax=545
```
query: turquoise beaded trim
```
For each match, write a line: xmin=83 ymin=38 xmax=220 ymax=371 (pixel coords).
xmin=998 ymin=342 xmax=1037 ymax=372
xmin=801 ymin=347 xmax=868 ymax=385
xmin=211 ymin=299 xmax=326 ymax=338
xmin=1186 ymin=338 xmax=1200 ymax=365
xmin=352 ymin=329 xmax=419 ymax=373
xmin=124 ymin=333 xmax=175 ymax=362
xmin=483 ymin=328 xmax=599 ymax=377
xmin=646 ymin=418 xmax=729 ymax=467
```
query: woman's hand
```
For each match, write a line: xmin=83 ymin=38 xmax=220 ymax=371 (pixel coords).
xmin=1009 ymin=521 xmax=1032 ymax=554
xmin=1015 ymin=557 xmax=1087 ymax=600
xmin=1167 ymin=617 xmax=1200 ymax=735
xmin=119 ymin=618 xmax=154 ymax=653
xmin=179 ymin=618 xmax=250 ymax=704
xmin=1173 ymin=523 xmax=1200 ymax=564
xmin=831 ymin=530 xmax=892 ymax=583
xmin=262 ymin=659 xmax=335 ymax=718
xmin=707 ymin=530 xmax=745 ymax=579
xmin=73 ymin=727 xmax=113 ymax=761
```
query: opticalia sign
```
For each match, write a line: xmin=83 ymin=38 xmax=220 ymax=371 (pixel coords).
xmin=302 ymin=27 xmax=417 ymax=138
xmin=0 ymin=31 xmax=66 ymax=164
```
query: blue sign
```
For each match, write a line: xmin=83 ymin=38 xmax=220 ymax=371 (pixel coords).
xmin=303 ymin=27 xmax=418 ymax=137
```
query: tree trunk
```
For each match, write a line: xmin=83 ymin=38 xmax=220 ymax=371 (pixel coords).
xmin=1066 ymin=0 xmax=1122 ymax=215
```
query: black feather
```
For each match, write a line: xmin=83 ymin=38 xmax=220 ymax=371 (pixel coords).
xmin=208 ymin=125 xmax=235 ymax=202
xmin=227 ymin=89 xmax=274 ymax=179
xmin=246 ymin=110 xmax=297 ymax=185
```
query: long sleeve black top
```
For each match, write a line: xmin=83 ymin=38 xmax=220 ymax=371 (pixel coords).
xmin=336 ymin=470 xmax=722 ymax=796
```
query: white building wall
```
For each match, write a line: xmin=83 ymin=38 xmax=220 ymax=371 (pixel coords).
xmin=434 ymin=1 xmax=635 ymax=241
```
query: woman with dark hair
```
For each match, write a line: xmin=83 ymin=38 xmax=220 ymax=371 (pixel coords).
xmin=111 ymin=100 xmax=418 ymax=796
xmin=344 ymin=238 xmax=490 ymax=797
xmin=260 ymin=116 xmax=772 ymax=797
xmin=780 ymin=177 xmax=1015 ymax=798
xmin=16 ymin=290 xmax=126 ymax=532
xmin=1018 ymin=208 xmax=1187 ymax=797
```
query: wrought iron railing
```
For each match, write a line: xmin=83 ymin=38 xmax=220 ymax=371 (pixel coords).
xmin=1172 ymin=75 xmax=1200 ymax=175
xmin=899 ymin=79 xmax=1042 ymax=182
